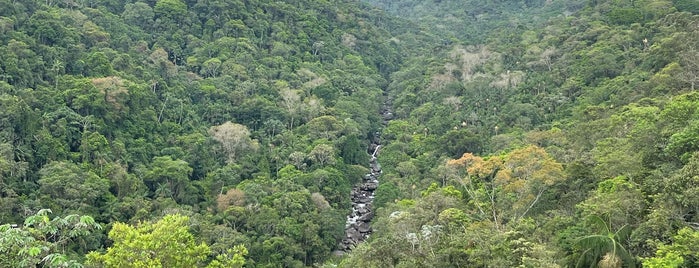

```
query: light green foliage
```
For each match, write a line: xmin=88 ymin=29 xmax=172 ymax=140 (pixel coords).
xmin=421 ymin=183 xmax=462 ymax=199
xmin=86 ymin=214 xmax=215 ymax=267
xmin=591 ymin=104 xmax=661 ymax=179
xmin=577 ymin=176 xmax=645 ymax=231
xmin=206 ymin=245 xmax=248 ymax=268
xmin=666 ymin=120 xmax=699 ymax=163
xmin=0 ymin=209 xmax=101 ymax=267
xmin=643 ymin=251 xmax=684 ymax=268
xmin=643 ymin=228 xmax=699 ymax=267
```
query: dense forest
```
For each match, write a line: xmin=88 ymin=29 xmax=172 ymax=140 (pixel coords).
xmin=1 ymin=0 xmax=699 ymax=267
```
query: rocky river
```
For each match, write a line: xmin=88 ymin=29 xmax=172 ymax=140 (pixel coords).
xmin=337 ymin=99 xmax=393 ymax=253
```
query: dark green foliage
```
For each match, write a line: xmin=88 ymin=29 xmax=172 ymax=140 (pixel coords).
xmin=674 ymin=0 xmax=699 ymax=14
xmin=607 ymin=8 xmax=645 ymax=25
xmin=340 ymin=134 xmax=367 ymax=165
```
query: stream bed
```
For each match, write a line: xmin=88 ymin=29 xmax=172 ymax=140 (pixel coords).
xmin=337 ymin=99 xmax=393 ymax=253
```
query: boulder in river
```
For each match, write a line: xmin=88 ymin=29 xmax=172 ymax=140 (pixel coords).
xmin=358 ymin=212 xmax=374 ymax=222
xmin=357 ymin=196 xmax=372 ymax=203
xmin=357 ymin=206 xmax=370 ymax=215
xmin=347 ymin=227 xmax=362 ymax=241
xmin=361 ymin=182 xmax=378 ymax=191
xmin=357 ymin=222 xmax=372 ymax=233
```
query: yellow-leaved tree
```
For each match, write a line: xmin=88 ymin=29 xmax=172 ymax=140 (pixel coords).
xmin=446 ymin=145 xmax=564 ymax=229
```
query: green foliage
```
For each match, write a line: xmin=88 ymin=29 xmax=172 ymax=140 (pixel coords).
xmin=643 ymin=227 xmax=699 ymax=267
xmin=144 ymin=156 xmax=195 ymax=204
xmin=574 ymin=215 xmax=636 ymax=268
xmin=0 ymin=209 xmax=101 ymax=267
xmin=373 ymin=181 xmax=401 ymax=208
xmin=2 ymin=0 xmax=699 ymax=266
xmin=660 ymin=152 xmax=699 ymax=224
xmin=86 ymin=214 xmax=217 ymax=267
xmin=666 ymin=120 xmax=699 ymax=163
xmin=38 ymin=161 xmax=111 ymax=214
xmin=674 ymin=0 xmax=699 ymax=13
xmin=607 ymin=8 xmax=645 ymax=25
xmin=206 ymin=245 xmax=248 ymax=268
xmin=340 ymin=134 xmax=367 ymax=165
xmin=343 ymin=0 xmax=699 ymax=266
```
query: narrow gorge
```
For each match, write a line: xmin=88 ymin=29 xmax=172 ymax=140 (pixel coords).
xmin=337 ymin=98 xmax=393 ymax=253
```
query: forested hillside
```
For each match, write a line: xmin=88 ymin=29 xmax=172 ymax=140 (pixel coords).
xmin=342 ymin=0 xmax=699 ymax=267
xmin=0 ymin=0 xmax=411 ymax=266
xmin=1 ymin=0 xmax=699 ymax=267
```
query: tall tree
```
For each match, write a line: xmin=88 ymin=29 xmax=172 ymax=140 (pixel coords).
xmin=38 ymin=161 xmax=110 ymax=214
xmin=86 ymin=214 xmax=212 ymax=267
xmin=208 ymin=121 xmax=259 ymax=164
xmin=143 ymin=156 xmax=195 ymax=204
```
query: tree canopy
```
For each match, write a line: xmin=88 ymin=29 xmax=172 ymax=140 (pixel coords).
xmin=1 ymin=0 xmax=699 ymax=266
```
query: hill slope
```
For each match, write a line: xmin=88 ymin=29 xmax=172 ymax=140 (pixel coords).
xmin=2 ymin=0 xmax=699 ymax=267
xmin=0 ymin=0 xmax=413 ymax=266
xmin=342 ymin=0 xmax=699 ymax=267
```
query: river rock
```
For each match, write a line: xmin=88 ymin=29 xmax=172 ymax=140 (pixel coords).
xmin=361 ymin=182 xmax=378 ymax=191
xmin=357 ymin=196 xmax=372 ymax=203
xmin=357 ymin=222 xmax=372 ymax=233
xmin=357 ymin=206 xmax=369 ymax=215
xmin=382 ymin=112 xmax=393 ymax=120
xmin=347 ymin=227 xmax=361 ymax=240
xmin=340 ymin=99 xmax=392 ymax=252
xmin=358 ymin=212 xmax=374 ymax=222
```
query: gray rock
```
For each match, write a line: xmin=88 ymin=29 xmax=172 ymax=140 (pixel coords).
xmin=339 ymin=104 xmax=394 ymax=252
xmin=361 ymin=182 xmax=378 ymax=191
xmin=347 ymin=227 xmax=362 ymax=241
xmin=358 ymin=196 xmax=372 ymax=203
xmin=358 ymin=212 xmax=374 ymax=222
xmin=357 ymin=222 xmax=372 ymax=233
xmin=357 ymin=206 xmax=369 ymax=215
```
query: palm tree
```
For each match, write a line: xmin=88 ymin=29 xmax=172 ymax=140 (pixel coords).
xmin=574 ymin=215 xmax=636 ymax=268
